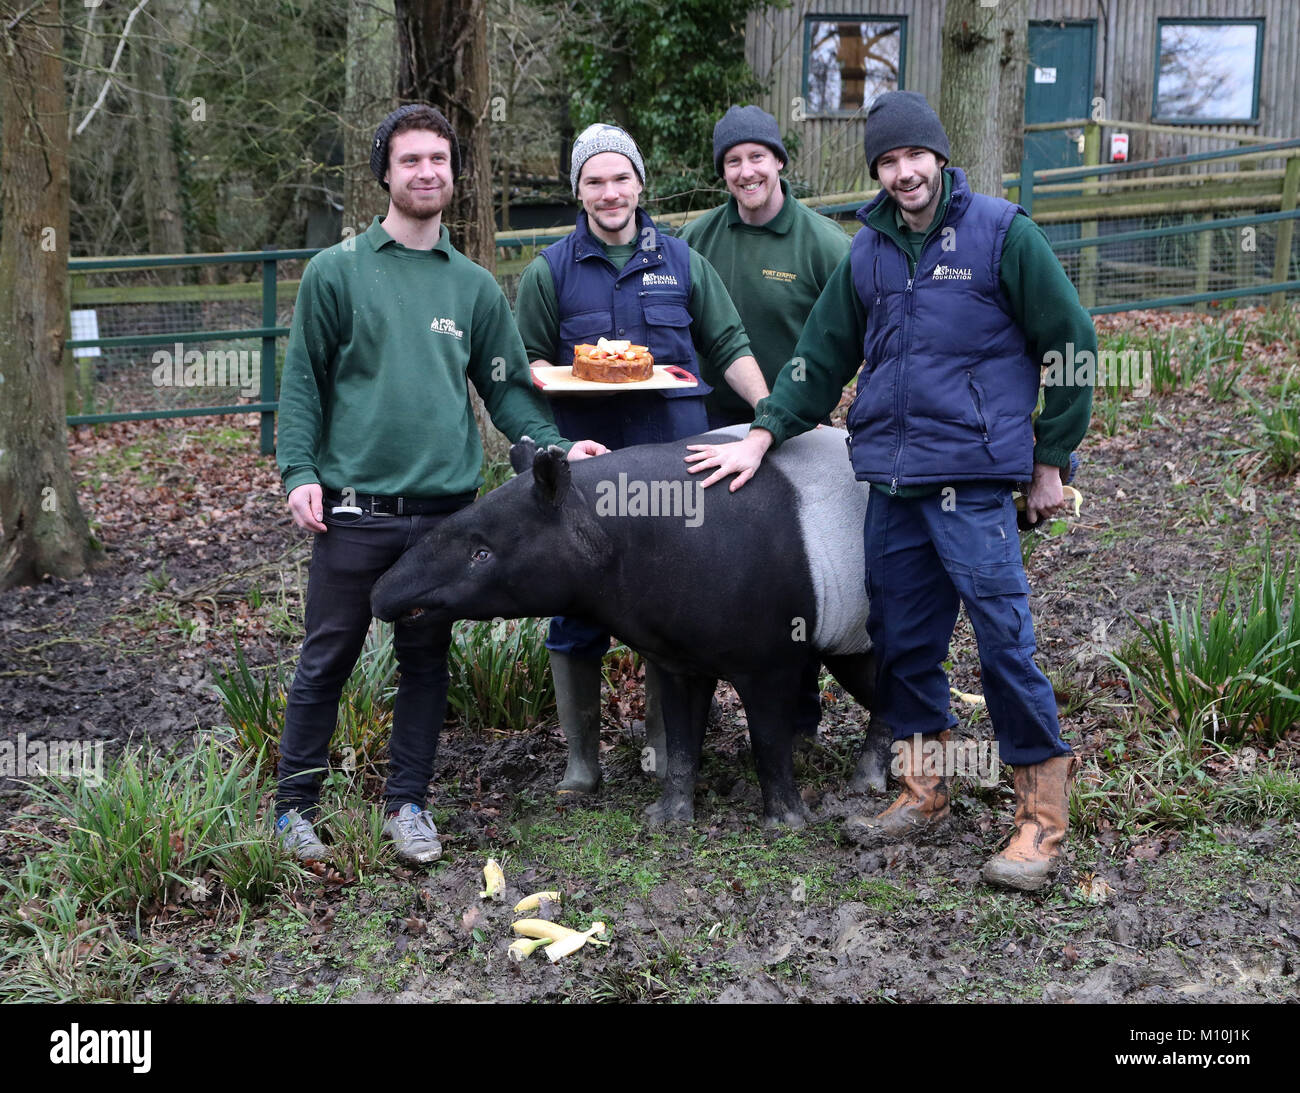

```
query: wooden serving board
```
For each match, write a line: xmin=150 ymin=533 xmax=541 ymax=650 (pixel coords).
xmin=531 ymin=364 xmax=699 ymax=396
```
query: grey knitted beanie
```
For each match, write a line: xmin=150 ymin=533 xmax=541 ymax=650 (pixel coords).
xmin=712 ymin=105 xmax=789 ymax=175
xmin=570 ymin=124 xmax=645 ymax=195
xmin=862 ymin=91 xmax=951 ymax=179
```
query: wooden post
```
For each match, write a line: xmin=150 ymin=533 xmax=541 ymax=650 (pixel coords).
xmin=1079 ymin=122 xmax=1100 ymax=309
xmin=1019 ymin=156 xmax=1034 ymax=218
xmin=1272 ymin=155 xmax=1299 ymax=309
xmin=1195 ymin=218 xmax=1213 ymax=311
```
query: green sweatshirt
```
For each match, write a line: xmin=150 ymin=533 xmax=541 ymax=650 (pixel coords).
xmin=277 ymin=218 xmax=566 ymax=499
xmin=751 ymin=172 xmax=1095 ymax=489
xmin=678 ymin=180 xmax=850 ymax=423
xmin=514 ymin=241 xmax=752 ymax=388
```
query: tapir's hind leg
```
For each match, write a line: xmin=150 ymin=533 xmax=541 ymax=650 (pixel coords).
xmin=822 ymin=651 xmax=891 ymax=793
xmin=642 ymin=659 xmax=668 ymax=783
xmin=643 ymin=666 xmax=712 ymax=826
xmin=732 ymin=670 xmax=812 ymax=830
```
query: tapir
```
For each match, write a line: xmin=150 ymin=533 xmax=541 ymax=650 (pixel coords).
xmin=371 ymin=425 xmax=892 ymax=828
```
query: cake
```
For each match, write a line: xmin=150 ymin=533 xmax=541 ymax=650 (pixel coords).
xmin=572 ymin=338 xmax=654 ymax=383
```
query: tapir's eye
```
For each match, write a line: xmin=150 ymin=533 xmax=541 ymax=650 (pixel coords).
xmin=471 ymin=548 xmax=490 ymax=562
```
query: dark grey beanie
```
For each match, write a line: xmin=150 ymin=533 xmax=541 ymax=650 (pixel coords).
xmin=370 ymin=104 xmax=462 ymax=188
xmin=712 ymin=105 xmax=788 ymax=175
xmin=863 ymin=91 xmax=951 ymax=179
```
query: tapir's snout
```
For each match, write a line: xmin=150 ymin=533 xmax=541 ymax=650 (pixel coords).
xmin=370 ymin=547 xmax=436 ymax=623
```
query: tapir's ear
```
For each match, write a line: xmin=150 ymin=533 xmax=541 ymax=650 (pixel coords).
xmin=510 ymin=436 xmax=538 ymax=476
xmin=532 ymin=444 xmax=571 ymax=508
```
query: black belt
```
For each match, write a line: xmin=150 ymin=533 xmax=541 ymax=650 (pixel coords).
xmin=323 ymin=490 xmax=475 ymax=516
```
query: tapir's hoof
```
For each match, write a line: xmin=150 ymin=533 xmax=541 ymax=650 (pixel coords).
xmin=644 ymin=796 xmax=694 ymax=826
xmin=762 ymin=806 xmax=809 ymax=831
xmin=556 ymin=777 xmax=601 ymax=796
xmin=555 ymin=758 xmax=602 ymax=796
xmin=849 ymin=756 xmax=889 ymax=794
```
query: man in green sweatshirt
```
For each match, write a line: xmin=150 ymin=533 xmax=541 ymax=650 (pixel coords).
xmin=678 ymin=105 xmax=850 ymax=429
xmin=678 ymin=105 xmax=851 ymax=740
xmin=687 ymin=91 xmax=1095 ymax=892
xmin=274 ymin=104 xmax=604 ymax=864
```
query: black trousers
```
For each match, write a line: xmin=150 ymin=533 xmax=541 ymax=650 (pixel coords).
xmin=275 ymin=507 xmax=459 ymax=817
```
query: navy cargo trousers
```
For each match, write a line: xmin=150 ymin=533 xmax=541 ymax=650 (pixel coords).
xmin=863 ymin=483 xmax=1072 ymax=767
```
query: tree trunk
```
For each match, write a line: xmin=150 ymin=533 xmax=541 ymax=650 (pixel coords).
xmin=939 ymin=0 xmax=1002 ymax=198
xmin=344 ymin=0 xmax=398 ymax=237
xmin=997 ymin=0 xmax=1030 ymax=180
xmin=0 ymin=0 xmax=100 ymax=587
xmin=129 ymin=3 xmax=187 ymax=277
xmin=395 ymin=0 xmax=494 ymax=270
xmin=395 ymin=0 xmax=506 ymax=464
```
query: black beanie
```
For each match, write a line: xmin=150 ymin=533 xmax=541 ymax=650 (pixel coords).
xmin=370 ymin=104 xmax=463 ymax=188
xmin=862 ymin=91 xmax=951 ymax=179
xmin=712 ymin=105 xmax=789 ymax=175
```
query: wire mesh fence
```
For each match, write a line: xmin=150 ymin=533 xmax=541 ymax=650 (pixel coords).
xmin=64 ymin=205 xmax=1298 ymax=429
xmin=1045 ymin=210 xmax=1299 ymax=312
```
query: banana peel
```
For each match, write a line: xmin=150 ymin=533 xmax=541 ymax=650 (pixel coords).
xmin=479 ymin=859 xmax=505 ymax=901
xmin=513 ymin=890 xmax=562 ymax=914
xmin=507 ymin=937 xmax=553 ymax=962
xmin=544 ymin=922 xmax=609 ymax=963
xmin=512 ymin=917 xmax=610 ymax=959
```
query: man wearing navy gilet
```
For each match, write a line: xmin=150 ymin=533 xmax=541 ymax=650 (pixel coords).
xmin=687 ymin=92 xmax=1094 ymax=892
xmin=515 ymin=124 xmax=769 ymax=796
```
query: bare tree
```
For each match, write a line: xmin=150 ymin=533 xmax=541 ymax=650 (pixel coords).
xmin=939 ymin=0 xmax=1002 ymax=197
xmin=129 ymin=0 xmax=187 ymax=274
xmin=395 ymin=0 xmax=494 ymax=268
xmin=344 ymin=0 xmax=398 ymax=235
xmin=997 ymin=0 xmax=1029 ymax=180
xmin=1 ymin=0 xmax=100 ymax=587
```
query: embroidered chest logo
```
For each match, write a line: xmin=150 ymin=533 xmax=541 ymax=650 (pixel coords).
xmin=931 ymin=264 xmax=973 ymax=281
xmin=642 ymin=272 xmax=679 ymax=286
xmin=762 ymin=269 xmax=797 ymax=284
xmin=430 ymin=317 xmax=465 ymax=339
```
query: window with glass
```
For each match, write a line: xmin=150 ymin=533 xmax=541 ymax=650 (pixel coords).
xmin=804 ymin=17 xmax=905 ymax=115
xmin=1154 ymin=19 xmax=1263 ymax=123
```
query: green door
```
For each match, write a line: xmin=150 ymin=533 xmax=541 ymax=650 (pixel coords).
xmin=1025 ymin=21 xmax=1096 ymax=176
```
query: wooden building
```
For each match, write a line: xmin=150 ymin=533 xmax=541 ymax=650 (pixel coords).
xmin=745 ymin=0 xmax=1299 ymax=194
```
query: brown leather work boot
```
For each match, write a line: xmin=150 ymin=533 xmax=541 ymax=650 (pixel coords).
xmin=982 ymin=754 xmax=1077 ymax=892
xmin=846 ymin=731 xmax=951 ymax=839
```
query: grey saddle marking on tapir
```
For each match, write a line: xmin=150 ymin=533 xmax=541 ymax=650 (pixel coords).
xmin=370 ymin=426 xmax=890 ymax=827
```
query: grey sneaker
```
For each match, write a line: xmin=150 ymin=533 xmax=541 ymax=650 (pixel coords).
xmin=276 ymin=809 xmax=329 ymax=861
xmin=384 ymin=803 xmax=443 ymax=863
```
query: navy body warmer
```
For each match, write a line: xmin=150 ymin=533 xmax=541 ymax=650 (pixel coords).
xmin=846 ymin=168 xmax=1041 ymax=488
xmin=542 ymin=208 xmax=708 ymax=402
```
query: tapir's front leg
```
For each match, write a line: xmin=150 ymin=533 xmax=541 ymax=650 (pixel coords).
xmin=644 ymin=666 xmax=711 ymax=825
xmin=733 ymin=669 xmax=812 ymax=829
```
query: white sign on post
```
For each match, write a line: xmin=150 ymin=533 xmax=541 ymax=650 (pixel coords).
xmin=69 ymin=309 xmax=101 ymax=359
xmin=1034 ymin=67 xmax=1058 ymax=84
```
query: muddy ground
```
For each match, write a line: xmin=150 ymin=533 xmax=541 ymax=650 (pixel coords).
xmin=1 ymin=309 xmax=1297 ymax=1003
